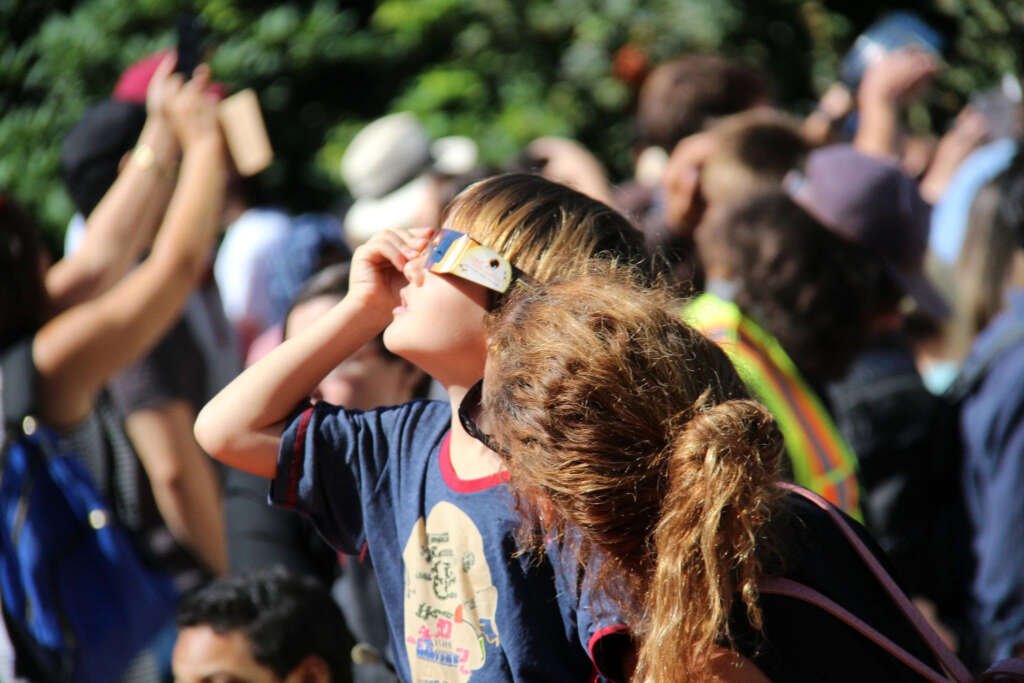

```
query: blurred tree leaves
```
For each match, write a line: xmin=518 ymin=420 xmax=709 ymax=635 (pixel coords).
xmin=4 ymin=0 xmax=1024 ymax=242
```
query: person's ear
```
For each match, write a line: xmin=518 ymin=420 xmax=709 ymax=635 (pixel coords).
xmin=283 ymin=655 xmax=330 ymax=683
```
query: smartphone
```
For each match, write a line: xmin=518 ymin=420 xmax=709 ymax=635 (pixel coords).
xmin=840 ymin=12 xmax=944 ymax=89
xmin=175 ymin=14 xmax=206 ymax=78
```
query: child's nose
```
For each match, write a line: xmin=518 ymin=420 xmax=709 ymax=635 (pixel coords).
xmin=403 ymin=254 xmax=425 ymax=286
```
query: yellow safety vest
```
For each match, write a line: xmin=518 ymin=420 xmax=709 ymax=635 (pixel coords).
xmin=685 ymin=293 xmax=863 ymax=520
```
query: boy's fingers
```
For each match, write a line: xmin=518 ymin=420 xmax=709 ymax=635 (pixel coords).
xmin=398 ymin=229 xmax=431 ymax=253
xmin=372 ymin=241 xmax=408 ymax=274
xmin=376 ymin=229 xmax=422 ymax=259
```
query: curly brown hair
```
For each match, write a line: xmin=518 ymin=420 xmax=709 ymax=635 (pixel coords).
xmin=482 ymin=266 xmax=785 ymax=682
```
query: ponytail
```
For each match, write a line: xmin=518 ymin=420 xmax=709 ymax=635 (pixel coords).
xmin=637 ymin=398 xmax=784 ymax=682
xmin=482 ymin=266 xmax=788 ymax=680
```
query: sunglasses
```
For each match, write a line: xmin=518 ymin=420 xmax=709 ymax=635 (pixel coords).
xmin=458 ymin=379 xmax=508 ymax=457
xmin=424 ymin=229 xmax=529 ymax=294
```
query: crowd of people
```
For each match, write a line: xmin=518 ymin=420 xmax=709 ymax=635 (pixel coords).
xmin=4 ymin=15 xmax=1024 ymax=682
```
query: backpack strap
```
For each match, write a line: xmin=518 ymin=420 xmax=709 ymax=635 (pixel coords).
xmin=759 ymin=576 xmax=950 ymax=683
xmin=1 ymin=339 xmax=39 ymax=473
xmin=775 ymin=481 xmax=974 ymax=683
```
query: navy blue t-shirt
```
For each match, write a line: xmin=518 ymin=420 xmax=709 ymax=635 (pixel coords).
xmin=272 ymin=399 xmax=602 ymax=682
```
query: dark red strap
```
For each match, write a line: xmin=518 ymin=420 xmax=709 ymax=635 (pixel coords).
xmin=774 ymin=482 xmax=974 ymax=683
xmin=760 ymin=576 xmax=950 ymax=683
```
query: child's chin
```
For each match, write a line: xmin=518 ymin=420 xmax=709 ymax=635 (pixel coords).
xmin=381 ymin=322 xmax=418 ymax=360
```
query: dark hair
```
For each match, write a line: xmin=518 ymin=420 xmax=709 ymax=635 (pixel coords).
xmin=701 ymin=109 xmax=810 ymax=208
xmin=176 ymin=567 xmax=354 ymax=683
xmin=708 ymin=192 xmax=880 ymax=382
xmin=636 ymin=55 xmax=769 ymax=151
xmin=284 ymin=262 xmax=432 ymax=398
xmin=60 ymin=100 xmax=146 ymax=218
xmin=0 ymin=195 xmax=51 ymax=348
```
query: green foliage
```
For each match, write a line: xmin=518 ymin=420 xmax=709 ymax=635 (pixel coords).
xmin=5 ymin=0 xmax=1024 ymax=242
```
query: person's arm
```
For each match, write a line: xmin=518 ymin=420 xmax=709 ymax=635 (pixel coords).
xmin=33 ymin=65 xmax=227 ymax=429
xmin=919 ymin=107 xmax=989 ymax=204
xmin=194 ymin=227 xmax=430 ymax=477
xmin=854 ymin=48 xmax=940 ymax=159
xmin=968 ymin=394 xmax=1024 ymax=661
xmin=124 ymin=401 xmax=228 ymax=575
xmin=803 ymin=83 xmax=854 ymax=147
xmin=527 ymin=137 xmax=614 ymax=204
xmin=45 ymin=55 xmax=183 ymax=310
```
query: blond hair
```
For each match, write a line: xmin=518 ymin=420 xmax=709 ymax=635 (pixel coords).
xmin=443 ymin=173 xmax=647 ymax=282
xmin=483 ymin=266 xmax=784 ymax=682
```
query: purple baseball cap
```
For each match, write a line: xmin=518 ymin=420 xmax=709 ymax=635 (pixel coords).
xmin=785 ymin=144 xmax=949 ymax=319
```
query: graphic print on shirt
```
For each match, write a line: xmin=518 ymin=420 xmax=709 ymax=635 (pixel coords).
xmin=403 ymin=501 xmax=500 ymax=682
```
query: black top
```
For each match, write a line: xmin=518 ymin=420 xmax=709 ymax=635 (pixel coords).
xmin=730 ymin=491 xmax=943 ymax=682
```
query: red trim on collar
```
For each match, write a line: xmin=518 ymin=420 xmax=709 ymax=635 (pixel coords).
xmin=588 ymin=623 xmax=631 ymax=683
xmin=438 ymin=431 xmax=510 ymax=493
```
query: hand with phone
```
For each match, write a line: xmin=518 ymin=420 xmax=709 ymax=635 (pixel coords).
xmin=175 ymin=14 xmax=206 ymax=78
xmin=920 ymin=106 xmax=990 ymax=203
xmin=859 ymin=47 xmax=941 ymax=109
xmin=855 ymin=47 xmax=942 ymax=159
xmin=167 ymin=64 xmax=222 ymax=152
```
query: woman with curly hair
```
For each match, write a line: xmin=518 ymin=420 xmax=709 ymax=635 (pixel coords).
xmin=468 ymin=267 xmax=941 ymax=682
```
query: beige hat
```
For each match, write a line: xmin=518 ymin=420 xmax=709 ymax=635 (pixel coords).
xmin=340 ymin=112 xmax=478 ymax=247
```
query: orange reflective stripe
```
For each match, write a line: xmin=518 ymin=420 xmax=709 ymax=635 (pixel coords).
xmin=730 ymin=328 xmax=860 ymax=514
xmin=689 ymin=295 xmax=861 ymax=517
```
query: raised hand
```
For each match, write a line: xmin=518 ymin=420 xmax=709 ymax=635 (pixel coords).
xmin=348 ymin=227 xmax=433 ymax=312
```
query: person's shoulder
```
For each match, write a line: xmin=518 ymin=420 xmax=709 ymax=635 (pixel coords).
xmin=315 ymin=398 xmax=450 ymax=440
xmin=376 ymin=398 xmax=451 ymax=427
xmin=964 ymin=299 xmax=1024 ymax=398
xmin=222 ymin=207 xmax=292 ymax=245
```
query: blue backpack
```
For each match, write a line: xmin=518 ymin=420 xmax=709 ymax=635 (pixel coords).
xmin=0 ymin=340 xmax=178 ymax=683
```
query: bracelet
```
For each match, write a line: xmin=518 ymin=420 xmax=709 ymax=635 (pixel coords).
xmin=131 ymin=143 xmax=177 ymax=180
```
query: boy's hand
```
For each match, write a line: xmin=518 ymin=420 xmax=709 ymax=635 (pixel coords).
xmin=349 ymin=227 xmax=432 ymax=313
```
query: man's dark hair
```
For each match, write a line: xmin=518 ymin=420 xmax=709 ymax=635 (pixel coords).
xmin=710 ymin=191 xmax=882 ymax=382
xmin=176 ymin=567 xmax=354 ymax=682
xmin=636 ymin=55 xmax=769 ymax=152
xmin=0 ymin=195 xmax=50 ymax=349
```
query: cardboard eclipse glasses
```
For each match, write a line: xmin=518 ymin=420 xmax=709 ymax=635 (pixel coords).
xmin=423 ymin=229 xmax=526 ymax=294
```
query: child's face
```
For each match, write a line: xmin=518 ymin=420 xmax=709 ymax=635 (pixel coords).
xmin=383 ymin=251 xmax=489 ymax=388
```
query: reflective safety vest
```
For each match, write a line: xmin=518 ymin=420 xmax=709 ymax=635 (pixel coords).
xmin=685 ymin=293 xmax=863 ymax=520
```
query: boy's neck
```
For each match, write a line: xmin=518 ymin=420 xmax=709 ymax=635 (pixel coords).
xmin=446 ymin=384 xmax=506 ymax=480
